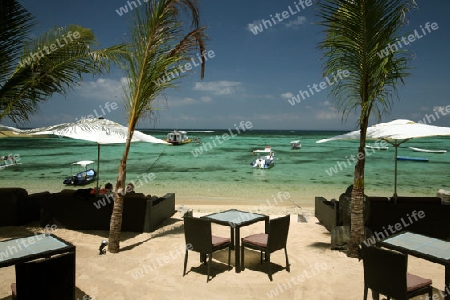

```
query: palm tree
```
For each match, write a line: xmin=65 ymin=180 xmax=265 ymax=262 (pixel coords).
xmin=0 ymin=0 xmax=125 ymax=123
xmin=108 ymin=0 xmax=207 ymax=253
xmin=317 ymin=0 xmax=416 ymax=258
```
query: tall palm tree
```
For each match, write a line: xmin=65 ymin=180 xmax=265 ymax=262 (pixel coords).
xmin=0 ymin=0 xmax=125 ymax=123
xmin=108 ymin=0 xmax=207 ymax=253
xmin=317 ymin=0 xmax=416 ymax=258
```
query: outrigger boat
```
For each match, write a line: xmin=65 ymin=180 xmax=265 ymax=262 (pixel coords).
xmin=290 ymin=140 xmax=301 ymax=149
xmin=397 ymin=156 xmax=429 ymax=162
xmin=165 ymin=130 xmax=191 ymax=145
xmin=409 ymin=147 xmax=447 ymax=154
xmin=251 ymin=147 xmax=275 ymax=169
xmin=63 ymin=160 xmax=97 ymax=185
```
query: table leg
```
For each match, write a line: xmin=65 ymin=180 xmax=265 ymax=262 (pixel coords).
xmin=235 ymin=228 xmax=241 ymax=273
xmin=445 ymin=264 xmax=449 ymax=300
xmin=230 ymin=227 xmax=235 ymax=250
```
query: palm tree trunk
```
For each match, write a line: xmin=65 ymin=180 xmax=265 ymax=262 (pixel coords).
xmin=108 ymin=134 xmax=133 ymax=253
xmin=347 ymin=118 xmax=368 ymax=258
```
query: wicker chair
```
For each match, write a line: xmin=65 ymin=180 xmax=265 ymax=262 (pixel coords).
xmin=241 ymin=214 xmax=290 ymax=281
xmin=362 ymin=244 xmax=433 ymax=300
xmin=183 ymin=216 xmax=231 ymax=282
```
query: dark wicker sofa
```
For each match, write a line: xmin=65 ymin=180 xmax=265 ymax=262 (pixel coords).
xmin=314 ymin=196 xmax=341 ymax=231
xmin=0 ymin=188 xmax=50 ymax=226
xmin=365 ymin=196 xmax=450 ymax=241
xmin=41 ymin=190 xmax=176 ymax=232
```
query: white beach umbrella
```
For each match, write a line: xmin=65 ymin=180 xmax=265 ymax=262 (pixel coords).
xmin=317 ymin=119 xmax=450 ymax=197
xmin=26 ymin=117 xmax=168 ymax=190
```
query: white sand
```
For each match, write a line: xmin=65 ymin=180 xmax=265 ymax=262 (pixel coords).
xmin=0 ymin=204 xmax=447 ymax=300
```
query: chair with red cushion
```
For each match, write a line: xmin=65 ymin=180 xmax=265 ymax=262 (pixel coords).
xmin=241 ymin=215 xmax=290 ymax=281
xmin=183 ymin=216 xmax=231 ymax=282
xmin=362 ymin=244 xmax=433 ymax=300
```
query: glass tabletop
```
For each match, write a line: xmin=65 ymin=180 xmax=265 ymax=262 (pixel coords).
xmin=383 ymin=232 xmax=450 ymax=260
xmin=202 ymin=209 xmax=267 ymax=226
xmin=0 ymin=234 xmax=72 ymax=263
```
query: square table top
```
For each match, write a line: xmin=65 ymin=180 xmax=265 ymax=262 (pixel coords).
xmin=202 ymin=209 xmax=268 ymax=227
xmin=0 ymin=234 xmax=75 ymax=268
xmin=380 ymin=232 xmax=450 ymax=263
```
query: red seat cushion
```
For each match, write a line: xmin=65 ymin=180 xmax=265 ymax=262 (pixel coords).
xmin=242 ymin=233 xmax=268 ymax=247
xmin=406 ymin=272 xmax=432 ymax=292
xmin=212 ymin=235 xmax=230 ymax=247
xmin=11 ymin=283 xmax=16 ymax=296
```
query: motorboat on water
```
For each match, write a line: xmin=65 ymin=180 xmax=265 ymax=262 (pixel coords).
xmin=251 ymin=147 xmax=275 ymax=169
xmin=165 ymin=130 xmax=191 ymax=145
xmin=409 ymin=147 xmax=447 ymax=154
xmin=397 ymin=156 xmax=429 ymax=162
xmin=63 ymin=160 xmax=97 ymax=185
xmin=290 ymin=140 xmax=301 ymax=149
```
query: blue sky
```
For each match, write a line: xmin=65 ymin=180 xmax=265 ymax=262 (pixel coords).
xmin=7 ymin=0 xmax=450 ymax=130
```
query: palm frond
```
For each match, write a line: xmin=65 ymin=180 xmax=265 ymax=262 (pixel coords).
xmin=0 ymin=0 xmax=35 ymax=87
xmin=317 ymin=0 xmax=416 ymax=123
xmin=0 ymin=24 xmax=127 ymax=123
xmin=122 ymin=0 xmax=207 ymax=126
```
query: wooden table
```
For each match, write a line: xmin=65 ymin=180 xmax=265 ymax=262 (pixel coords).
xmin=202 ymin=209 xmax=269 ymax=273
xmin=378 ymin=231 xmax=450 ymax=300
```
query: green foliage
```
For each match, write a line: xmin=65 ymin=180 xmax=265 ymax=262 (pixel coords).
xmin=0 ymin=0 xmax=126 ymax=123
xmin=317 ymin=0 xmax=416 ymax=124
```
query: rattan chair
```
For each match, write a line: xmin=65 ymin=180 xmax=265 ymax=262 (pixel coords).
xmin=241 ymin=214 xmax=290 ymax=281
xmin=183 ymin=216 xmax=231 ymax=282
xmin=362 ymin=244 xmax=433 ymax=300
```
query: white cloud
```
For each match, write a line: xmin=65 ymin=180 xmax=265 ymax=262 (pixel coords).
xmin=281 ymin=92 xmax=294 ymax=99
xmin=77 ymin=78 xmax=125 ymax=101
xmin=284 ymin=16 xmax=307 ymax=29
xmin=201 ymin=96 xmax=212 ymax=103
xmin=168 ymin=97 xmax=199 ymax=107
xmin=247 ymin=20 xmax=264 ymax=33
xmin=193 ymin=81 xmax=242 ymax=95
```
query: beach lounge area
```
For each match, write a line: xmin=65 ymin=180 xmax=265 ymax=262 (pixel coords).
xmin=1 ymin=191 xmax=449 ymax=300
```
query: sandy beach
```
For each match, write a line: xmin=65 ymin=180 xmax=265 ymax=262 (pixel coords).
xmin=0 ymin=201 xmax=447 ymax=300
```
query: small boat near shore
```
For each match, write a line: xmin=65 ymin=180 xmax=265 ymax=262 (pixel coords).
xmin=63 ymin=160 xmax=97 ymax=185
xmin=409 ymin=147 xmax=447 ymax=154
xmin=165 ymin=130 xmax=191 ymax=145
xmin=251 ymin=147 xmax=275 ymax=169
xmin=397 ymin=156 xmax=429 ymax=162
xmin=290 ymin=140 xmax=301 ymax=149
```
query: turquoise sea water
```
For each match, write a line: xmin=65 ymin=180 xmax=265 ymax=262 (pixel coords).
xmin=1 ymin=130 xmax=449 ymax=206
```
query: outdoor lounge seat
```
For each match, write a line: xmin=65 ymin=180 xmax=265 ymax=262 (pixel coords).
xmin=183 ymin=216 xmax=231 ymax=282
xmin=362 ymin=244 xmax=433 ymax=300
xmin=240 ymin=214 xmax=290 ymax=281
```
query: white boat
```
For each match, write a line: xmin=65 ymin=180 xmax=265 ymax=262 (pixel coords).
xmin=165 ymin=130 xmax=191 ymax=145
xmin=366 ymin=144 xmax=389 ymax=150
xmin=290 ymin=140 xmax=301 ymax=149
xmin=409 ymin=147 xmax=447 ymax=154
xmin=251 ymin=147 xmax=275 ymax=169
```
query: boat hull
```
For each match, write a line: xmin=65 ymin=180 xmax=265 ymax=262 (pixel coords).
xmin=251 ymin=158 xmax=274 ymax=169
xmin=409 ymin=147 xmax=447 ymax=154
xmin=397 ymin=156 xmax=429 ymax=162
